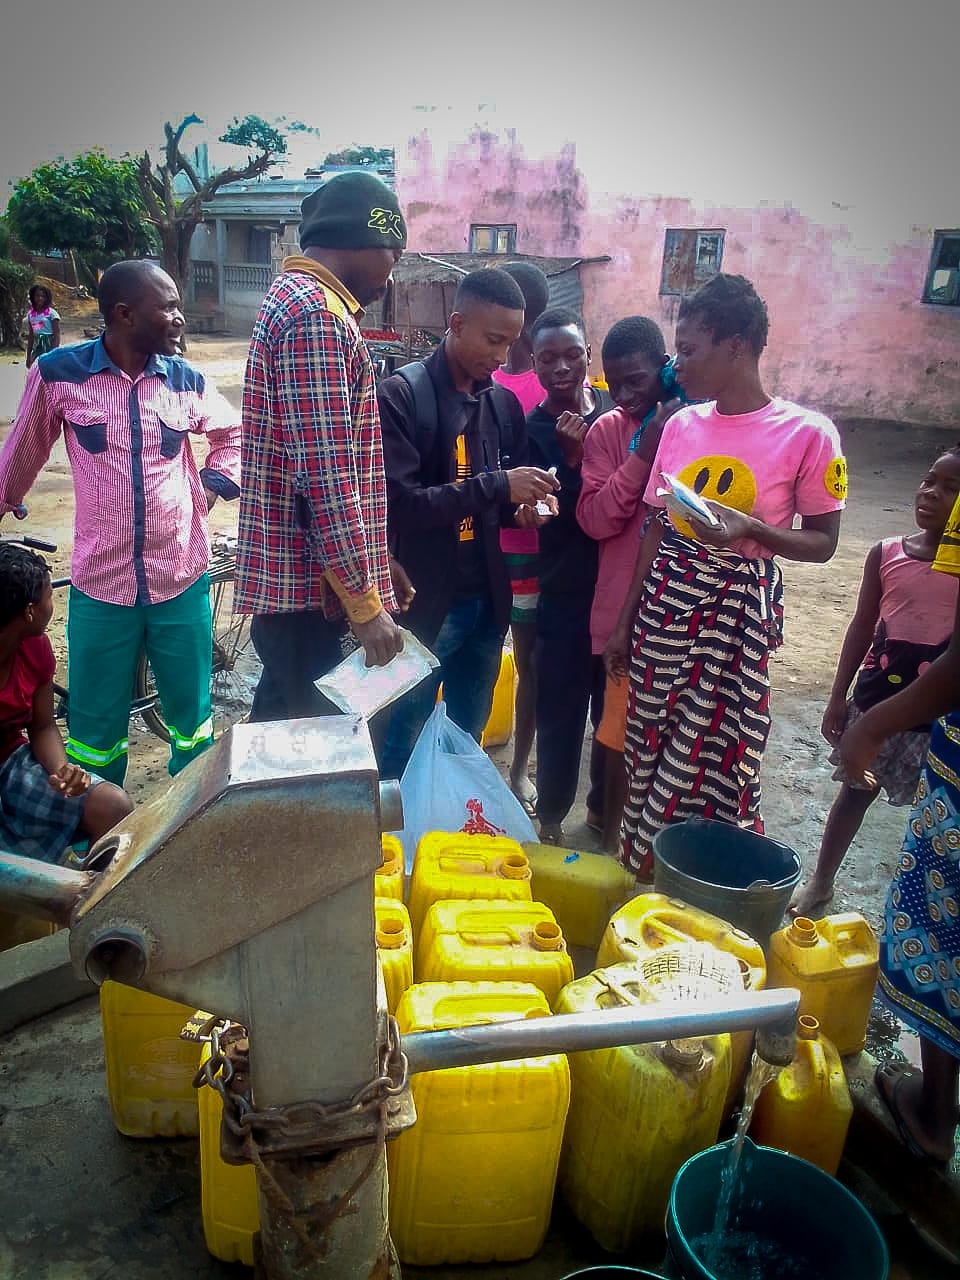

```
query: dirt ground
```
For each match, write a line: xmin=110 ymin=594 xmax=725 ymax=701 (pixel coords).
xmin=0 ymin=325 xmax=942 ymax=925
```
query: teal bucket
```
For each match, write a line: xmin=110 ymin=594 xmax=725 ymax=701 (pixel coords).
xmin=560 ymin=1271 xmax=664 ymax=1278
xmin=667 ymin=1138 xmax=888 ymax=1280
xmin=653 ymin=818 xmax=801 ymax=948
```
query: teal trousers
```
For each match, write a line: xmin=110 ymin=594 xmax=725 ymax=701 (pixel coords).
xmin=65 ymin=575 xmax=213 ymax=786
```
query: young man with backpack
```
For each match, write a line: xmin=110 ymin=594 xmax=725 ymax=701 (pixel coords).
xmin=377 ymin=268 xmax=559 ymax=779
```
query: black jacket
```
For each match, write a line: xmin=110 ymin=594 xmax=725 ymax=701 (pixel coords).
xmin=378 ymin=342 xmax=528 ymax=644
xmin=526 ymin=391 xmax=611 ymax=598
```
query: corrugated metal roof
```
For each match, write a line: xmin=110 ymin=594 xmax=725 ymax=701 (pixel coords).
xmin=393 ymin=251 xmax=608 ymax=286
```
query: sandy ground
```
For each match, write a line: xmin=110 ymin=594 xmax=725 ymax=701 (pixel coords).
xmin=0 ymin=329 xmax=947 ymax=914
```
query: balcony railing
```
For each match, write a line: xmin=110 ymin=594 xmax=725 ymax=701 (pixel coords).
xmin=223 ymin=263 xmax=272 ymax=293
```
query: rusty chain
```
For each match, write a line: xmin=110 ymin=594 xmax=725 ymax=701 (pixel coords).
xmin=193 ymin=1015 xmax=409 ymax=1266
xmin=193 ymin=1015 xmax=408 ymax=1155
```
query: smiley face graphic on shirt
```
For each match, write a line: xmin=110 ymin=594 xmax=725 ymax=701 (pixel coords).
xmin=824 ymin=456 xmax=848 ymax=501
xmin=672 ymin=454 xmax=758 ymax=538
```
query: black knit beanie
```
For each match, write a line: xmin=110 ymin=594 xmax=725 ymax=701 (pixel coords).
xmin=299 ymin=172 xmax=407 ymax=251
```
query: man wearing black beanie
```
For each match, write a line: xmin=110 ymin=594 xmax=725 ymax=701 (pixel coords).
xmin=236 ymin=171 xmax=413 ymax=720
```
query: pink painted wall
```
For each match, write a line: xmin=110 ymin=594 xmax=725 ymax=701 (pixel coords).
xmin=397 ymin=131 xmax=960 ymax=428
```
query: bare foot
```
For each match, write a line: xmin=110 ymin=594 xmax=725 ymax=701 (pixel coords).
xmin=876 ymin=1060 xmax=955 ymax=1165
xmin=788 ymin=879 xmax=835 ymax=920
xmin=510 ymin=773 xmax=537 ymax=815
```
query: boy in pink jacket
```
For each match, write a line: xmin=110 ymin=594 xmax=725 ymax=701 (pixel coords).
xmin=577 ymin=317 xmax=679 ymax=850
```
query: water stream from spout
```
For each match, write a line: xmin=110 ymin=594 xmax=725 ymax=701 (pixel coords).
xmin=702 ymin=1049 xmax=780 ymax=1273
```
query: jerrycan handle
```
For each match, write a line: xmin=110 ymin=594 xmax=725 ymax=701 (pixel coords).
xmin=596 ymin=971 xmax=642 ymax=1007
xmin=625 ymin=916 xmax=689 ymax=948
xmin=821 ymin=912 xmax=876 ymax=955
xmin=438 ymin=855 xmax=487 ymax=874
xmin=461 ymin=929 xmax=517 ymax=948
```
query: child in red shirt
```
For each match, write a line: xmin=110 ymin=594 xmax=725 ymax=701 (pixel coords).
xmin=0 ymin=544 xmax=132 ymax=861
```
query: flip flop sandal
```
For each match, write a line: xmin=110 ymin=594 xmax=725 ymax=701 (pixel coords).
xmin=875 ymin=1060 xmax=951 ymax=1169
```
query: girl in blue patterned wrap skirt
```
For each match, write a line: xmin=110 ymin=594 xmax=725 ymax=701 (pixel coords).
xmin=842 ymin=494 xmax=960 ymax=1167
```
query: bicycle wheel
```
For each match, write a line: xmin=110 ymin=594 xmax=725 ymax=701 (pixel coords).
xmin=134 ymin=651 xmax=170 ymax=742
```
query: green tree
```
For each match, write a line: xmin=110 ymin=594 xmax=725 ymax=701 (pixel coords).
xmin=322 ymin=145 xmax=393 ymax=168
xmin=0 ymin=260 xmax=33 ymax=349
xmin=6 ymin=150 xmax=155 ymax=280
xmin=135 ymin=114 xmax=287 ymax=296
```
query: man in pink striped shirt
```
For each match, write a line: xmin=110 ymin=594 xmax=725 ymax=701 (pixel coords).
xmin=0 ymin=260 xmax=241 ymax=785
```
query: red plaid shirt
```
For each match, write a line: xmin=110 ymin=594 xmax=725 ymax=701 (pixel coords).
xmin=235 ymin=257 xmax=396 ymax=621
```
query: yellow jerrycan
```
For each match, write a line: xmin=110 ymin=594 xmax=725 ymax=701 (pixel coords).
xmin=375 ymin=896 xmax=414 ymax=1014
xmin=375 ymin=833 xmax=404 ymax=902
xmin=388 ymin=981 xmax=570 ymax=1266
xmin=522 ymin=843 xmax=635 ymax=949
xmin=0 ymin=909 xmax=56 ymax=952
xmin=750 ymin=1014 xmax=853 ymax=1176
xmin=416 ymin=898 xmax=574 ymax=1004
xmin=481 ymin=649 xmax=516 ymax=748
xmin=197 ymin=1038 xmax=259 ymax=1264
xmin=768 ymin=913 xmax=879 ymax=1055
xmin=597 ymin=892 xmax=766 ymax=1111
xmin=408 ymin=833 xmax=532 ymax=939
xmin=99 ymin=981 xmax=201 ymax=1137
xmin=555 ymin=954 xmax=732 ymax=1252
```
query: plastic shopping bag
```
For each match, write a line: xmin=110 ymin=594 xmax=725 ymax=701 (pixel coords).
xmin=394 ymin=702 xmax=537 ymax=871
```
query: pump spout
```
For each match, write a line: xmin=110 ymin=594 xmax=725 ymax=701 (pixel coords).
xmin=0 ymin=852 xmax=95 ymax=924
xmin=755 ymin=1011 xmax=799 ymax=1068
xmin=403 ymin=987 xmax=801 ymax=1075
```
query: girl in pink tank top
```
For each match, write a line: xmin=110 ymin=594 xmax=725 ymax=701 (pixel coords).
xmin=791 ymin=448 xmax=960 ymax=918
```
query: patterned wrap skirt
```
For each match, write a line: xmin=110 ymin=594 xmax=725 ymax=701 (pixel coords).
xmin=879 ymin=712 xmax=960 ymax=1057
xmin=621 ymin=529 xmax=784 ymax=878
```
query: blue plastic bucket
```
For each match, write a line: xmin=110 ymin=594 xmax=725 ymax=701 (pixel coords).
xmin=667 ymin=1137 xmax=888 ymax=1279
xmin=653 ymin=818 xmax=801 ymax=949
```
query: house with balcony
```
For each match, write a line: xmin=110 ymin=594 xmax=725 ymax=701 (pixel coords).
xmin=187 ymin=163 xmax=394 ymax=332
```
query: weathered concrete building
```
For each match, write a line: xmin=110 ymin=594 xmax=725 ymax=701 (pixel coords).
xmin=396 ymin=129 xmax=960 ymax=427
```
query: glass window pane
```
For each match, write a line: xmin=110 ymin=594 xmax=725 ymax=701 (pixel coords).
xmin=930 ymin=268 xmax=959 ymax=304
xmin=473 ymin=227 xmax=494 ymax=253
xmin=496 ymin=228 xmax=512 ymax=252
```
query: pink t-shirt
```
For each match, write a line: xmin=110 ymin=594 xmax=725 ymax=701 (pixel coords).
xmin=493 ymin=368 xmax=545 ymax=557
xmin=492 ymin=366 xmax=545 ymax=415
xmin=644 ymin=398 xmax=847 ymax=559
xmin=577 ymin=406 xmax=653 ymax=653
xmin=878 ymin=537 xmax=957 ymax=644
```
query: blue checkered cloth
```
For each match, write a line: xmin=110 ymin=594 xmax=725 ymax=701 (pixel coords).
xmin=0 ymin=744 xmax=100 ymax=863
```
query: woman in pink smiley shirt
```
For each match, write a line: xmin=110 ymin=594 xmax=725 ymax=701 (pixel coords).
xmin=606 ymin=275 xmax=846 ymax=878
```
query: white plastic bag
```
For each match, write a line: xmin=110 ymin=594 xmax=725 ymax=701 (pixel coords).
xmin=394 ymin=702 xmax=537 ymax=871
xmin=315 ymin=629 xmax=439 ymax=719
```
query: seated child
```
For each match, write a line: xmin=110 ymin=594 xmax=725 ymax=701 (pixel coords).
xmin=0 ymin=544 xmax=132 ymax=862
xmin=790 ymin=447 xmax=960 ymax=917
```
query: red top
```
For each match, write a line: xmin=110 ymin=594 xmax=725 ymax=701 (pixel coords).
xmin=0 ymin=634 xmax=55 ymax=763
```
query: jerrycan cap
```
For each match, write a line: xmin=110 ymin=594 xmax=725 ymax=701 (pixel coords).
xmin=662 ymin=1038 xmax=705 ymax=1070
xmin=798 ymin=1014 xmax=820 ymax=1039
xmin=531 ymin=920 xmax=564 ymax=951
xmin=500 ymin=853 xmax=530 ymax=880
xmin=376 ymin=914 xmax=407 ymax=950
xmin=788 ymin=917 xmax=820 ymax=947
